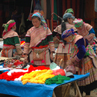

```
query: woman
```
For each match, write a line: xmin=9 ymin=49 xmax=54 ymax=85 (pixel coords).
xmin=2 ymin=20 xmax=22 ymax=57
xmin=73 ymin=19 xmax=97 ymax=54
xmin=23 ymin=12 xmax=55 ymax=66
xmin=62 ymin=29 xmax=97 ymax=97
xmin=54 ymin=13 xmax=77 ymax=68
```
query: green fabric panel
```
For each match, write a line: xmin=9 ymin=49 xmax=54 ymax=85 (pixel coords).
xmin=47 ymin=34 xmax=53 ymax=42
xmin=14 ymin=36 xmax=20 ymax=44
xmin=37 ymin=35 xmax=53 ymax=47
xmin=37 ymin=37 xmax=49 ymax=47
xmin=4 ymin=36 xmax=20 ymax=46
xmin=54 ymin=0 xmax=57 ymax=20
xmin=25 ymin=37 xmax=30 ymax=43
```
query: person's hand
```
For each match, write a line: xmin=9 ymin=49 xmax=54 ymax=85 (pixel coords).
xmin=85 ymin=34 xmax=95 ymax=42
xmin=50 ymin=52 xmax=54 ymax=61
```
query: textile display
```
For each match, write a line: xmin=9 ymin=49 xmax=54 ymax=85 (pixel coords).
xmin=0 ymin=73 xmax=90 ymax=97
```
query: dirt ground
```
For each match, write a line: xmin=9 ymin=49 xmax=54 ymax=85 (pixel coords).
xmin=70 ymin=87 xmax=97 ymax=97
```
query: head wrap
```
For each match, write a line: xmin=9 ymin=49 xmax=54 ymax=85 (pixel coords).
xmin=61 ymin=29 xmax=75 ymax=39
xmin=65 ymin=8 xmax=74 ymax=14
xmin=2 ymin=20 xmax=16 ymax=36
xmin=63 ymin=13 xmax=75 ymax=20
xmin=2 ymin=20 xmax=16 ymax=31
xmin=32 ymin=12 xmax=47 ymax=29
xmin=73 ymin=19 xmax=83 ymax=28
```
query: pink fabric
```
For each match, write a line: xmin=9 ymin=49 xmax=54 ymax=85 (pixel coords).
xmin=77 ymin=23 xmax=92 ymax=37
xmin=8 ymin=22 xmax=16 ymax=32
xmin=26 ymin=26 xmax=52 ymax=48
xmin=3 ymin=22 xmax=16 ymax=36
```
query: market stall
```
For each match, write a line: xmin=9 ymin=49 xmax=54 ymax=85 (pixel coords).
xmin=0 ymin=65 xmax=89 ymax=97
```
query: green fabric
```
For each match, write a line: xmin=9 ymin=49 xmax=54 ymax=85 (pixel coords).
xmin=45 ymin=74 xmax=70 ymax=85
xmin=54 ymin=0 xmax=57 ymax=20
xmin=65 ymin=8 xmax=74 ymax=14
xmin=4 ymin=36 xmax=20 ymax=46
xmin=85 ymin=51 xmax=90 ymax=56
xmin=25 ymin=34 xmax=53 ymax=47
xmin=25 ymin=37 xmax=30 ymax=43
xmin=37 ymin=34 xmax=53 ymax=47
xmin=2 ymin=20 xmax=15 ymax=31
xmin=74 ymin=20 xmax=83 ymax=28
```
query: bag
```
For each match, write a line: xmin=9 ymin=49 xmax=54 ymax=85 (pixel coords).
xmin=33 ymin=51 xmax=45 ymax=61
xmin=33 ymin=47 xmax=48 ymax=61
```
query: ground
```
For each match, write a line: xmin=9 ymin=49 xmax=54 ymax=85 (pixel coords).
xmin=70 ymin=87 xmax=97 ymax=97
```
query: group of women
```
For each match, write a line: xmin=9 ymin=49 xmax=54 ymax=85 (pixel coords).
xmin=1 ymin=8 xmax=97 ymax=97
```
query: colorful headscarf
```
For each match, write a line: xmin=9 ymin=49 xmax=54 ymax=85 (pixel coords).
xmin=65 ymin=8 xmax=74 ymax=14
xmin=2 ymin=20 xmax=16 ymax=32
xmin=73 ymin=19 xmax=83 ymax=28
xmin=61 ymin=29 xmax=75 ymax=39
xmin=32 ymin=12 xmax=47 ymax=29
xmin=63 ymin=13 xmax=75 ymax=20
xmin=2 ymin=20 xmax=16 ymax=36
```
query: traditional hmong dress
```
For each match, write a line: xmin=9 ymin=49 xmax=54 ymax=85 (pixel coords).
xmin=24 ymin=26 xmax=55 ymax=66
xmin=77 ymin=23 xmax=97 ymax=54
xmin=71 ymin=37 xmax=97 ymax=94
xmin=54 ymin=22 xmax=76 ymax=68
xmin=1 ymin=30 xmax=21 ymax=57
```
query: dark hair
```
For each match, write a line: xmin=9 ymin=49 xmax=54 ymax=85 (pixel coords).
xmin=61 ymin=19 xmax=67 ymax=44
xmin=61 ymin=20 xmax=66 ymax=34
xmin=32 ymin=16 xmax=41 ymax=21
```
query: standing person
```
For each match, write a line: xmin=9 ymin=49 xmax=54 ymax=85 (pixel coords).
xmin=54 ymin=13 xmax=76 ymax=68
xmin=62 ymin=29 xmax=97 ymax=97
xmin=1 ymin=20 xmax=23 ymax=57
xmin=23 ymin=12 xmax=55 ymax=66
xmin=73 ymin=19 xmax=97 ymax=54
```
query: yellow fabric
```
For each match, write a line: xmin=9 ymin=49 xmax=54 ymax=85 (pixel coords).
xmin=21 ymin=69 xmax=55 ymax=84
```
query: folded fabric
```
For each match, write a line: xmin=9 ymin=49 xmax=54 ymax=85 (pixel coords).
xmin=21 ymin=69 xmax=55 ymax=84
xmin=45 ymin=74 xmax=70 ymax=85
xmin=0 ymin=65 xmax=50 ymax=81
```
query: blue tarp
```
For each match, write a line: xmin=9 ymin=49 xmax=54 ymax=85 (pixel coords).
xmin=0 ymin=73 xmax=90 ymax=97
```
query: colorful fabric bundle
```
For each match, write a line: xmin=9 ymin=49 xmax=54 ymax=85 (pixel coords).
xmin=0 ymin=65 xmax=50 ymax=81
xmin=2 ymin=20 xmax=16 ymax=36
xmin=21 ymin=69 xmax=55 ymax=84
xmin=73 ymin=19 xmax=83 ymax=28
xmin=45 ymin=74 xmax=70 ymax=85
xmin=64 ymin=8 xmax=74 ymax=14
xmin=61 ymin=29 xmax=75 ymax=39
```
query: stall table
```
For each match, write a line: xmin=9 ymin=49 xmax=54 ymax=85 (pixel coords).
xmin=0 ymin=73 xmax=90 ymax=97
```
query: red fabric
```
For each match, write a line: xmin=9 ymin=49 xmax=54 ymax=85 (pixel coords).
xmin=7 ymin=22 xmax=16 ymax=32
xmin=14 ymin=60 xmax=23 ymax=66
xmin=0 ymin=65 xmax=50 ymax=81
xmin=2 ymin=22 xmax=16 ymax=36
xmin=53 ymin=69 xmax=66 ymax=76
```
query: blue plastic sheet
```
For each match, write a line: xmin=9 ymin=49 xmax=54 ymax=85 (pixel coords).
xmin=0 ymin=73 xmax=90 ymax=97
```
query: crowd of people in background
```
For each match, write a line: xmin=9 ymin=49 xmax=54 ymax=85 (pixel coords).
xmin=1 ymin=7 xmax=97 ymax=97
